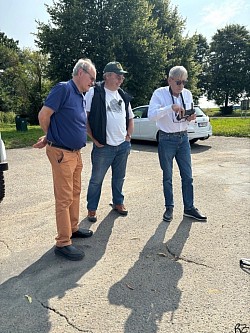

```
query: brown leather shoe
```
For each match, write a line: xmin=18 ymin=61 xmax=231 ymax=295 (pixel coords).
xmin=113 ymin=204 xmax=128 ymax=216
xmin=87 ymin=210 xmax=97 ymax=222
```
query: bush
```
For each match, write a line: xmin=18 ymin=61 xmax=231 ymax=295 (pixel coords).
xmin=0 ymin=111 xmax=16 ymax=124
xmin=220 ymin=106 xmax=233 ymax=115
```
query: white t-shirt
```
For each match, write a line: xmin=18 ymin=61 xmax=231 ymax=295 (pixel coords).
xmin=85 ymin=86 xmax=134 ymax=146
xmin=148 ymin=86 xmax=193 ymax=133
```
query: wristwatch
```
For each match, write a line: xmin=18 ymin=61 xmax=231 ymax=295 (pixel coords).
xmin=126 ymin=134 xmax=131 ymax=139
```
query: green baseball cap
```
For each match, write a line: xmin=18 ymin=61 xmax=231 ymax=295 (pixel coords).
xmin=103 ymin=61 xmax=128 ymax=74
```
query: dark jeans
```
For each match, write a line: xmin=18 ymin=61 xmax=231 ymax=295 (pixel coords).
xmin=87 ymin=140 xmax=131 ymax=211
xmin=158 ymin=130 xmax=194 ymax=210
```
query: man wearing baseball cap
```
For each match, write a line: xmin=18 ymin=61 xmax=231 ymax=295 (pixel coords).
xmin=85 ymin=61 xmax=134 ymax=222
xmin=103 ymin=61 xmax=128 ymax=75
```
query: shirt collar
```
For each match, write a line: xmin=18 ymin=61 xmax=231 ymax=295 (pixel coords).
xmin=69 ymin=79 xmax=82 ymax=95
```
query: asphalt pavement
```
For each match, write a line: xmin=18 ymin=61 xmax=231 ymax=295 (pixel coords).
xmin=0 ymin=136 xmax=249 ymax=333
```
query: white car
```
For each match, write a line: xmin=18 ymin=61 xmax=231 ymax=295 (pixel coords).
xmin=132 ymin=105 xmax=212 ymax=144
xmin=0 ymin=132 xmax=8 ymax=203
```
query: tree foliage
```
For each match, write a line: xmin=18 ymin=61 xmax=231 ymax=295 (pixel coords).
xmin=0 ymin=32 xmax=19 ymax=52
xmin=18 ymin=50 xmax=52 ymax=124
xmin=205 ymin=24 xmax=250 ymax=107
xmin=0 ymin=33 xmax=21 ymax=113
xmin=2 ymin=3 xmax=249 ymax=113
xmin=138 ymin=0 xmax=203 ymax=101
xmin=35 ymin=0 xmax=183 ymax=105
xmin=0 ymin=32 xmax=51 ymax=123
xmin=192 ymin=33 xmax=209 ymax=95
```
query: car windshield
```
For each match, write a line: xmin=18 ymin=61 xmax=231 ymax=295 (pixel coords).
xmin=194 ymin=106 xmax=205 ymax=117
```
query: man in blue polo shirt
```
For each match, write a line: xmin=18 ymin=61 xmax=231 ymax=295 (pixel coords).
xmin=35 ymin=58 xmax=96 ymax=261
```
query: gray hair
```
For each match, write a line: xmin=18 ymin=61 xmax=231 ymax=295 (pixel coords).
xmin=169 ymin=66 xmax=188 ymax=79
xmin=103 ymin=72 xmax=112 ymax=80
xmin=72 ymin=58 xmax=95 ymax=76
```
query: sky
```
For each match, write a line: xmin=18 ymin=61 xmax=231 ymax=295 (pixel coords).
xmin=0 ymin=0 xmax=249 ymax=49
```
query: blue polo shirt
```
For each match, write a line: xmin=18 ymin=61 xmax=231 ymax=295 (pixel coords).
xmin=45 ymin=80 xmax=87 ymax=150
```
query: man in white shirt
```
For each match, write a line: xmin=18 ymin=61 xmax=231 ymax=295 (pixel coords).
xmin=148 ymin=65 xmax=207 ymax=222
xmin=86 ymin=61 xmax=134 ymax=222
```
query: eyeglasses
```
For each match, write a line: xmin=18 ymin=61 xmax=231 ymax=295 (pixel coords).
xmin=115 ymin=74 xmax=125 ymax=81
xmin=175 ymin=80 xmax=188 ymax=86
xmin=82 ymin=68 xmax=96 ymax=83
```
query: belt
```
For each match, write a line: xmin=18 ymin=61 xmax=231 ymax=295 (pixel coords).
xmin=160 ymin=130 xmax=187 ymax=136
xmin=47 ymin=141 xmax=80 ymax=152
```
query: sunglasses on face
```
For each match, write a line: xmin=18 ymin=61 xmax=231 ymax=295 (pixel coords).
xmin=175 ymin=80 xmax=188 ymax=86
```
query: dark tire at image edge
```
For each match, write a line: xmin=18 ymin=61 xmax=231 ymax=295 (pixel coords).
xmin=0 ymin=171 xmax=5 ymax=203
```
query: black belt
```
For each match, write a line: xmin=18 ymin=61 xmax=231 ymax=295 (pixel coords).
xmin=160 ymin=130 xmax=187 ymax=136
xmin=47 ymin=141 xmax=80 ymax=152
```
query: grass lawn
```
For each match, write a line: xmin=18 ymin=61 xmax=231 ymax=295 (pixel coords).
xmin=210 ymin=117 xmax=250 ymax=137
xmin=0 ymin=124 xmax=44 ymax=149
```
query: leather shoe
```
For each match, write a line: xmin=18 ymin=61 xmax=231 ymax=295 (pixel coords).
xmin=54 ymin=245 xmax=84 ymax=261
xmin=87 ymin=210 xmax=97 ymax=222
xmin=184 ymin=207 xmax=207 ymax=221
xmin=163 ymin=207 xmax=173 ymax=222
xmin=113 ymin=204 xmax=128 ymax=216
xmin=71 ymin=228 xmax=93 ymax=238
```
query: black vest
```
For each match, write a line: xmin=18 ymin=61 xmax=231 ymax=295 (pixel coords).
xmin=88 ymin=81 xmax=132 ymax=145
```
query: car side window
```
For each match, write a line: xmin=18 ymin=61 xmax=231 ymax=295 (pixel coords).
xmin=141 ymin=108 xmax=148 ymax=118
xmin=133 ymin=108 xmax=144 ymax=118
xmin=133 ymin=107 xmax=149 ymax=119
xmin=133 ymin=109 xmax=143 ymax=118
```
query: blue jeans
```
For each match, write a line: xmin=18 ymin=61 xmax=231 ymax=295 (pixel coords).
xmin=158 ymin=130 xmax=194 ymax=210
xmin=87 ymin=140 xmax=131 ymax=211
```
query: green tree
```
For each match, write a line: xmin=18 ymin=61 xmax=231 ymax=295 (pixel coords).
xmin=148 ymin=0 xmax=185 ymax=76
xmin=167 ymin=36 xmax=203 ymax=102
xmin=148 ymin=0 xmax=202 ymax=101
xmin=0 ymin=32 xmax=21 ymax=113
xmin=148 ymin=0 xmax=185 ymax=45
xmin=0 ymin=31 xmax=19 ymax=52
xmin=192 ymin=34 xmax=209 ymax=95
xmin=193 ymin=34 xmax=209 ymax=66
xmin=36 ymin=0 xmax=173 ymax=106
xmin=19 ymin=50 xmax=51 ymax=124
xmin=0 ymin=32 xmax=51 ymax=123
xmin=205 ymin=24 xmax=250 ymax=108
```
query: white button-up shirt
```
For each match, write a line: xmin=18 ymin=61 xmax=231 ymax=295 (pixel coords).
xmin=148 ymin=86 xmax=193 ymax=133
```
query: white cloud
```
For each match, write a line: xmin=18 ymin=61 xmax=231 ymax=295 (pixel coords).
xmin=201 ymin=0 xmax=249 ymax=29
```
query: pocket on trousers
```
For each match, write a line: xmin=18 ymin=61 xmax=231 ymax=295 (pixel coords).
xmin=57 ymin=153 xmax=64 ymax=163
xmin=46 ymin=146 xmax=64 ymax=164
xmin=53 ymin=149 xmax=64 ymax=163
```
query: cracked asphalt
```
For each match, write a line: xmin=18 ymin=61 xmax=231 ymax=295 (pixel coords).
xmin=0 ymin=136 xmax=249 ymax=333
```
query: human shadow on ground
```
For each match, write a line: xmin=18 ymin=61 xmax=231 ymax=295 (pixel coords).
xmin=108 ymin=219 xmax=193 ymax=333
xmin=0 ymin=211 xmax=119 ymax=333
xmin=190 ymin=143 xmax=211 ymax=154
xmin=131 ymin=141 xmax=158 ymax=153
xmin=131 ymin=141 xmax=211 ymax=155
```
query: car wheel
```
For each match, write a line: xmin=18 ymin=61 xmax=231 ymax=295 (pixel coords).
xmin=0 ymin=171 xmax=5 ymax=203
xmin=189 ymin=139 xmax=198 ymax=145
